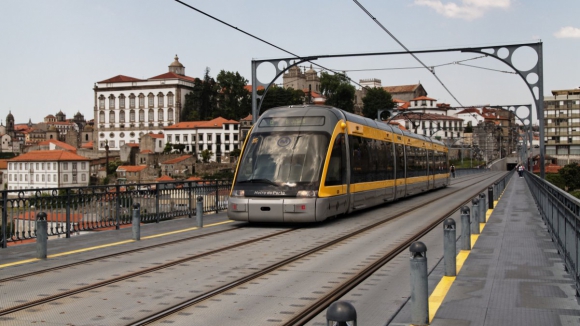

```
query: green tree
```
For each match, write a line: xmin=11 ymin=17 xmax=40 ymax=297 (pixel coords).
xmin=320 ymin=72 xmax=355 ymax=112
xmin=258 ymin=85 xmax=304 ymax=114
xmin=216 ymin=70 xmax=251 ymax=120
xmin=181 ymin=67 xmax=219 ymax=121
xmin=558 ymin=162 xmax=580 ymax=191
xmin=200 ymin=149 xmax=214 ymax=163
xmin=163 ymin=142 xmax=173 ymax=153
xmin=173 ymin=144 xmax=186 ymax=153
xmin=362 ymin=87 xmax=395 ymax=120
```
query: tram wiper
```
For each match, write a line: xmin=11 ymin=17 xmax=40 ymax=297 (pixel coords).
xmin=238 ymin=179 xmax=278 ymax=186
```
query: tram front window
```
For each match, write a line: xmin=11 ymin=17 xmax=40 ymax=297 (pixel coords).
xmin=236 ymin=132 xmax=329 ymax=190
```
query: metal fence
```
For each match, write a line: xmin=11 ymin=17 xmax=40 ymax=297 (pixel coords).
xmin=524 ymin=171 xmax=580 ymax=295
xmin=1 ymin=180 xmax=232 ymax=248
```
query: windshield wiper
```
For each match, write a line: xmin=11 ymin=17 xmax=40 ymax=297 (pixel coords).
xmin=238 ymin=178 xmax=278 ymax=186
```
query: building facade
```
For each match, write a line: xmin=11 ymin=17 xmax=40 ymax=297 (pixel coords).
xmin=93 ymin=55 xmax=196 ymax=152
xmin=544 ymin=88 xmax=580 ymax=164
xmin=7 ymin=150 xmax=91 ymax=190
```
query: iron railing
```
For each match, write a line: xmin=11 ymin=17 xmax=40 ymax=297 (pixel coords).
xmin=524 ymin=171 xmax=580 ymax=295
xmin=0 ymin=180 xmax=232 ymax=248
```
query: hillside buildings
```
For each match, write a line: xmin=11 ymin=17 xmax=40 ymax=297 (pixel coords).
xmin=544 ymin=88 xmax=580 ymax=164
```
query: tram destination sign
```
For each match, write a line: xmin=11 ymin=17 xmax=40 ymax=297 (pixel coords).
xmin=260 ymin=116 xmax=325 ymax=127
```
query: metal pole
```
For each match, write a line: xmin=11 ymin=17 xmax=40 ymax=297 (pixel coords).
xmin=409 ymin=241 xmax=429 ymax=326
xmin=1 ymin=191 xmax=7 ymax=248
xmin=479 ymin=192 xmax=487 ymax=223
xmin=132 ymin=203 xmax=140 ymax=241
xmin=65 ymin=188 xmax=71 ymax=238
xmin=36 ymin=212 xmax=47 ymax=259
xmin=460 ymin=206 xmax=471 ymax=250
xmin=196 ymin=196 xmax=203 ymax=228
xmin=471 ymin=198 xmax=480 ymax=235
xmin=488 ymin=186 xmax=494 ymax=209
xmin=443 ymin=218 xmax=456 ymax=276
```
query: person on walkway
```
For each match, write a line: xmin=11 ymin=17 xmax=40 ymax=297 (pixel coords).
xmin=450 ymin=164 xmax=456 ymax=178
xmin=518 ymin=164 xmax=524 ymax=178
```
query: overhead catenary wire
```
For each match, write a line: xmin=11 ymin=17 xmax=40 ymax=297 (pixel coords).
xmin=174 ymin=0 xmax=366 ymax=90
xmin=352 ymin=0 xmax=465 ymax=107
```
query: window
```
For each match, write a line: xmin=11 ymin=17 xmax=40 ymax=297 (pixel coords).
xmin=109 ymin=140 xmax=115 ymax=148
xmin=119 ymin=94 xmax=125 ymax=108
xmin=130 ymin=110 xmax=135 ymax=122
xmin=139 ymin=94 xmax=145 ymax=108
xmin=42 ymin=163 xmax=45 ymax=170
xmin=225 ymin=134 xmax=230 ymax=141
xmin=63 ymin=174 xmax=68 ymax=182
xmin=184 ymin=135 xmax=188 ymax=142
xmin=168 ymin=108 xmax=174 ymax=121
xmin=42 ymin=174 xmax=45 ymax=181
xmin=109 ymin=111 xmax=115 ymax=123
xmin=36 ymin=163 xmax=39 ymax=170
xmin=48 ymin=175 xmax=51 ymax=182
xmin=192 ymin=134 xmax=196 ymax=142
xmin=168 ymin=135 xmax=172 ymax=143
xmin=129 ymin=94 xmax=136 ymax=108
xmin=36 ymin=175 xmax=39 ymax=182
xmin=119 ymin=110 xmax=125 ymax=123
xmin=176 ymin=135 xmax=180 ymax=142
xmin=63 ymin=162 xmax=68 ymax=170
xmin=99 ymin=95 xmax=105 ymax=109
xmin=8 ymin=174 xmax=11 ymax=181
xmin=72 ymin=163 xmax=77 ymax=169
xmin=225 ymin=124 xmax=229 ymax=130
xmin=109 ymin=95 xmax=115 ymax=109
xmin=234 ymin=134 xmax=238 ymax=141
xmin=81 ymin=162 xmax=86 ymax=169
xmin=25 ymin=174 xmax=27 ymax=181
xmin=25 ymin=163 xmax=28 ymax=170
xmin=139 ymin=110 xmax=145 ymax=122
xmin=148 ymin=93 xmax=154 ymax=107
xmin=158 ymin=93 xmax=164 ymax=107
xmin=168 ymin=93 xmax=174 ymax=107
xmin=82 ymin=174 xmax=86 ymax=182
xmin=158 ymin=109 xmax=164 ymax=121
xmin=207 ymin=134 xmax=212 ymax=142
xmin=72 ymin=175 xmax=77 ymax=183
xmin=199 ymin=134 xmax=203 ymax=141
xmin=148 ymin=109 xmax=154 ymax=121
xmin=99 ymin=111 xmax=105 ymax=123
xmin=120 ymin=140 xmax=125 ymax=147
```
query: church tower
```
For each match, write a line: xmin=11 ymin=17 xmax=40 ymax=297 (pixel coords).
xmin=168 ymin=55 xmax=185 ymax=76
xmin=6 ymin=111 xmax=15 ymax=137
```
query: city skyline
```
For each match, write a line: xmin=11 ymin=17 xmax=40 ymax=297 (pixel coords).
xmin=2 ymin=0 xmax=579 ymax=124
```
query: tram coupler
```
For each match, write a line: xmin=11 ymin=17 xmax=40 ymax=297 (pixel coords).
xmin=196 ymin=196 xmax=203 ymax=228
xmin=409 ymin=241 xmax=429 ymax=326
xmin=471 ymin=198 xmax=480 ymax=235
xmin=326 ymin=301 xmax=357 ymax=326
xmin=443 ymin=218 xmax=456 ymax=276
xmin=132 ymin=203 xmax=141 ymax=241
xmin=460 ymin=206 xmax=471 ymax=250
xmin=36 ymin=212 xmax=48 ymax=259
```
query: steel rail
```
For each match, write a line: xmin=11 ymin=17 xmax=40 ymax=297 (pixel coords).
xmin=129 ymin=173 xmax=503 ymax=325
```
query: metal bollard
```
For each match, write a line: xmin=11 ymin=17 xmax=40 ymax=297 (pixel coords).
xmin=479 ymin=192 xmax=487 ymax=223
xmin=36 ymin=212 xmax=48 ymax=259
xmin=443 ymin=218 xmax=456 ymax=276
xmin=494 ymin=182 xmax=499 ymax=201
xmin=132 ymin=203 xmax=141 ymax=241
xmin=326 ymin=301 xmax=357 ymax=326
xmin=461 ymin=206 xmax=471 ymax=250
xmin=410 ymin=241 xmax=429 ymax=326
xmin=471 ymin=198 xmax=480 ymax=235
xmin=196 ymin=196 xmax=203 ymax=228
xmin=487 ymin=186 xmax=494 ymax=209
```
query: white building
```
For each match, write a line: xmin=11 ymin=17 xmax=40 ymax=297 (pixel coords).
xmin=94 ymin=55 xmax=196 ymax=152
xmin=7 ymin=150 xmax=91 ymax=190
xmin=454 ymin=108 xmax=485 ymax=129
xmin=164 ymin=117 xmax=240 ymax=162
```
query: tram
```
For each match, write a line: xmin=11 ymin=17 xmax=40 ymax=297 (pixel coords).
xmin=227 ymin=105 xmax=449 ymax=223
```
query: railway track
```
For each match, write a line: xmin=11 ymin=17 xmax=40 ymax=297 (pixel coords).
xmin=0 ymin=172 xmax=506 ymax=324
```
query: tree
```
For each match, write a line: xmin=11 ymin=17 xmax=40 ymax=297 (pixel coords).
xmin=558 ymin=162 xmax=580 ymax=191
xmin=173 ymin=144 xmax=186 ymax=153
xmin=258 ymin=85 xmax=304 ymax=114
xmin=216 ymin=70 xmax=251 ymax=120
xmin=320 ymin=72 xmax=355 ymax=112
xmin=181 ymin=67 xmax=219 ymax=121
xmin=163 ymin=142 xmax=173 ymax=153
xmin=362 ymin=87 xmax=395 ymax=120
xmin=200 ymin=149 xmax=214 ymax=163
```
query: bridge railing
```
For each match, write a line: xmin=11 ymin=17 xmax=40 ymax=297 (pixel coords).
xmin=0 ymin=180 xmax=232 ymax=248
xmin=456 ymin=167 xmax=489 ymax=177
xmin=524 ymin=171 xmax=580 ymax=295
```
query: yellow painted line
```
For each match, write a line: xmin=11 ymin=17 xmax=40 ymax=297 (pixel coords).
xmin=1 ymin=220 xmax=235 ymax=269
xmin=0 ymin=258 xmax=40 ymax=269
xmin=429 ymin=275 xmax=455 ymax=322
xmin=480 ymin=223 xmax=485 ymax=233
xmin=471 ymin=234 xmax=479 ymax=248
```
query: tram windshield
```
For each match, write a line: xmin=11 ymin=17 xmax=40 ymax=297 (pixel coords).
xmin=235 ymin=132 xmax=329 ymax=190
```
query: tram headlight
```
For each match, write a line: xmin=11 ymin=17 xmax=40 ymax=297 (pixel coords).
xmin=231 ymin=190 xmax=245 ymax=197
xmin=296 ymin=190 xmax=318 ymax=198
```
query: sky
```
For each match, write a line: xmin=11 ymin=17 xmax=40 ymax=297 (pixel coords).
xmin=1 ymin=0 xmax=579 ymax=125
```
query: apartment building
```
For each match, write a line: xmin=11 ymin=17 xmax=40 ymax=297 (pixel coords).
xmin=544 ymin=88 xmax=580 ymax=164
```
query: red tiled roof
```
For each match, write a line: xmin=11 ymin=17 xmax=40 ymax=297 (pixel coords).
xmin=186 ymin=176 xmax=203 ymax=181
xmin=8 ymin=150 xmax=89 ymax=162
xmin=244 ymin=85 xmax=265 ymax=92
xmin=383 ymin=84 xmax=420 ymax=93
xmin=395 ymin=113 xmax=464 ymax=121
xmin=241 ymin=114 xmax=253 ymax=121
xmin=162 ymin=155 xmax=192 ymax=164
xmin=0 ymin=159 xmax=7 ymax=169
xmin=147 ymin=133 xmax=164 ymax=139
xmin=98 ymin=75 xmax=143 ymax=83
xmin=117 ymin=165 xmax=147 ymax=172
xmin=126 ymin=143 xmax=140 ymax=148
xmin=38 ymin=139 xmax=77 ymax=152
xmin=156 ymin=175 xmax=175 ymax=181
xmin=149 ymin=72 xmax=197 ymax=82
xmin=456 ymin=108 xmax=481 ymax=114
xmin=140 ymin=150 xmax=153 ymax=154
xmin=81 ymin=141 xmax=93 ymax=149
xmin=411 ymin=96 xmax=437 ymax=101
xmin=165 ymin=117 xmax=238 ymax=130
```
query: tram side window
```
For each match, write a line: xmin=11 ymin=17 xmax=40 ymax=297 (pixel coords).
xmin=395 ymin=144 xmax=405 ymax=179
xmin=428 ymin=150 xmax=436 ymax=175
xmin=405 ymin=145 xmax=416 ymax=177
xmin=416 ymin=147 xmax=427 ymax=177
xmin=325 ymin=134 xmax=346 ymax=186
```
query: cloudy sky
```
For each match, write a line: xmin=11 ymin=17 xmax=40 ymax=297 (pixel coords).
xmin=1 ymin=0 xmax=578 ymax=124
